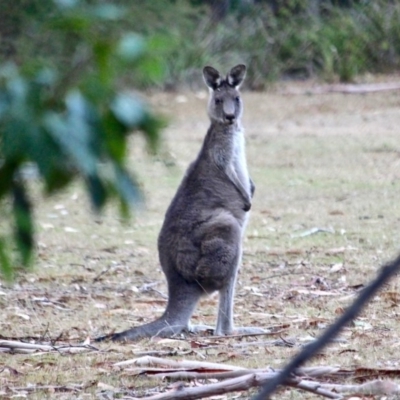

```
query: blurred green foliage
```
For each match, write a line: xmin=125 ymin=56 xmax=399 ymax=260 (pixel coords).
xmin=0 ymin=0 xmax=164 ymax=279
xmin=2 ymin=0 xmax=400 ymax=88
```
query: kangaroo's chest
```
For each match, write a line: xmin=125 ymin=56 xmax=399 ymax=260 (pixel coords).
xmin=232 ymin=133 xmax=250 ymax=190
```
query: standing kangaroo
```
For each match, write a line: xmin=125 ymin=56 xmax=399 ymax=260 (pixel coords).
xmin=96 ymin=64 xmax=263 ymax=342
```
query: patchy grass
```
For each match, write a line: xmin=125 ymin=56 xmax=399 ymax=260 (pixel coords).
xmin=1 ymin=82 xmax=400 ymax=399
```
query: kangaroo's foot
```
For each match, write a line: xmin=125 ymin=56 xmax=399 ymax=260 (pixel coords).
xmin=188 ymin=324 xmax=269 ymax=336
xmin=213 ymin=326 xmax=269 ymax=336
xmin=231 ymin=326 xmax=270 ymax=335
xmin=95 ymin=321 xmax=189 ymax=343
xmin=94 ymin=329 xmax=150 ymax=343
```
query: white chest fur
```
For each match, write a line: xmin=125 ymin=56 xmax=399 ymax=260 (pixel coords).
xmin=232 ymin=127 xmax=250 ymax=195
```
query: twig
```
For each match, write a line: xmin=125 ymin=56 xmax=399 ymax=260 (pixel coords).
xmin=198 ymin=337 xmax=297 ymax=350
xmin=207 ymin=331 xmax=275 ymax=339
xmin=92 ymin=266 xmax=112 ymax=282
xmin=10 ymin=383 xmax=85 ymax=393
xmin=131 ymin=349 xmax=193 ymax=357
xmin=252 ymin=253 xmax=400 ymax=400
xmin=291 ymin=227 xmax=334 ymax=238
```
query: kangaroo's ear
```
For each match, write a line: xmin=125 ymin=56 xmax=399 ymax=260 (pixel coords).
xmin=203 ymin=66 xmax=222 ymax=90
xmin=227 ymin=64 xmax=246 ymax=88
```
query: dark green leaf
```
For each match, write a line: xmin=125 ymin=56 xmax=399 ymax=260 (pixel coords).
xmin=12 ymin=182 xmax=34 ymax=266
xmin=86 ymin=175 xmax=107 ymax=211
xmin=0 ymin=162 xmax=18 ymax=200
xmin=2 ymin=119 xmax=30 ymax=161
xmin=44 ymin=167 xmax=75 ymax=194
xmin=102 ymin=111 xmax=127 ymax=163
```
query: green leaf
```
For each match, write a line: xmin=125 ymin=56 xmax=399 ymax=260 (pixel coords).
xmin=136 ymin=55 xmax=165 ymax=84
xmin=54 ymin=0 xmax=79 ymax=10
xmin=102 ymin=111 xmax=127 ymax=163
xmin=94 ymin=41 xmax=113 ymax=85
xmin=0 ymin=239 xmax=12 ymax=281
xmin=113 ymin=165 xmax=142 ymax=208
xmin=139 ymin=112 xmax=164 ymax=152
xmin=117 ymin=33 xmax=146 ymax=61
xmin=43 ymin=91 xmax=99 ymax=177
xmin=91 ymin=4 xmax=125 ymax=21
xmin=44 ymin=112 xmax=96 ymax=176
xmin=111 ymin=92 xmax=145 ymax=128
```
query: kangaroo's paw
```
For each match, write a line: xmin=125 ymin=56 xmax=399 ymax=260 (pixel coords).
xmin=243 ymin=201 xmax=251 ymax=212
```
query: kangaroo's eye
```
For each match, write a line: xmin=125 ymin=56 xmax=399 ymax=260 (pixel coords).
xmin=235 ymin=96 xmax=240 ymax=103
xmin=215 ymin=98 xmax=222 ymax=105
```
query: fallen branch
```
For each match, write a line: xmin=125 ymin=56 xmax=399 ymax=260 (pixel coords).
xmin=113 ymin=356 xmax=400 ymax=400
xmin=126 ymin=372 xmax=341 ymax=400
xmin=0 ymin=340 xmax=98 ymax=354
xmin=281 ymin=81 xmax=400 ymax=95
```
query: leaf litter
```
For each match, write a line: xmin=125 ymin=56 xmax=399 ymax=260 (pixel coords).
xmin=1 ymin=88 xmax=400 ymax=398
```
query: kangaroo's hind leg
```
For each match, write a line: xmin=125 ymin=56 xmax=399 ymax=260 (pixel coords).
xmin=191 ymin=216 xmax=267 ymax=336
xmin=97 ymin=271 xmax=204 ymax=342
xmin=215 ymin=242 xmax=267 ymax=336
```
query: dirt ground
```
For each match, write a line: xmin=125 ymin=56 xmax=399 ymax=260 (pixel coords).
xmin=1 ymin=81 xmax=400 ymax=399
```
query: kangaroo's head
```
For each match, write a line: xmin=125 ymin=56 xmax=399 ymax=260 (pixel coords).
xmin=203 ymin=64 xmax=246 ymax=126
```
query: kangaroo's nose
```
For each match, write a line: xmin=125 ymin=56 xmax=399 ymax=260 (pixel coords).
xmin=226 ymin=114 xmax=235 ymax=123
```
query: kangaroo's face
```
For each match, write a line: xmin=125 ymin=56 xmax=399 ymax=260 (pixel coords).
xmin=203 ymin=64 xmax=246 ymax=125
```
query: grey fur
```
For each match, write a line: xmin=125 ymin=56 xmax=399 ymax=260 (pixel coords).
xmin=96 ymin=64 xmax=259 ymax=342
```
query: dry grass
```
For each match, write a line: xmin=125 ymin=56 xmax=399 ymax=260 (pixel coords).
xmin=1 ymin=81 xmax=400 ymax=399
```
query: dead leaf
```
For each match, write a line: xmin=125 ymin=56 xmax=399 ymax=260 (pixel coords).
xmin=382 ymin=291 xmax=400 ymax=305
xmin=0 ymin=366 xmax=20 ymax=375
xmin=64 ymin=227 xmax=79 ymax=233
xmin=97 ymin=382 xmax=116 ymax=391
xmin=352 ymin=320 xmax=373 ymax=330
xmin=329 ymin=210 xmax=344 ymax=215
xmin=15 ymin=313 xmax=30 ymax=320
xmin=330 ymin=263 xmax=344 ymax=273
xmin=156 ymin=339 xmax=191 ymax=350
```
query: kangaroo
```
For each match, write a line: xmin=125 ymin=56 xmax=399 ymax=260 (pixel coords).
xmin=96 ymin=64 xmax=263 ymax=342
